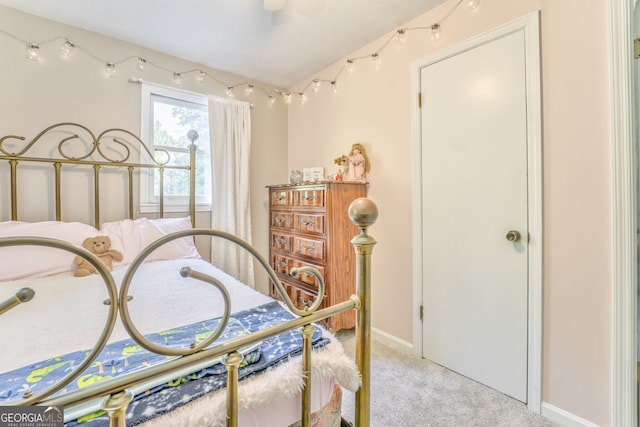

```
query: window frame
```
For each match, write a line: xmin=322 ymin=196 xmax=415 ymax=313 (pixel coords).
xmin=139 ymin=81 xmax=211 ymax=213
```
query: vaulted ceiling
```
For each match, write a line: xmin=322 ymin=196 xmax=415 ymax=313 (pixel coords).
xmin=0 ymin=0 xmax=446 ymax=88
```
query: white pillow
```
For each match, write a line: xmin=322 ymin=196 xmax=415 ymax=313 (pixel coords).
xmin=99 ymin=217 xmax=200 ymax=265
xmin=0 ymin=221 xmax=100 ymax=281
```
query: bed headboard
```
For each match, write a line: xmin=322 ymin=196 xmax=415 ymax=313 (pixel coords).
xmin=0 ymin=122 xmax=196 ymax=227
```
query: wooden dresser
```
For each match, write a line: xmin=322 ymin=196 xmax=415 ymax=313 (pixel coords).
xmin=267 ymin=182 xmax=368 ymax=332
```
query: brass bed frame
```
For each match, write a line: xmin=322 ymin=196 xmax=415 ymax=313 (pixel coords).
xmin=0 ymin=123 xmax=377 ymax=427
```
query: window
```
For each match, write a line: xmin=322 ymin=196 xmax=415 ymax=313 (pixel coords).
xmin=140 ymin=82 xmax=211 ymax=212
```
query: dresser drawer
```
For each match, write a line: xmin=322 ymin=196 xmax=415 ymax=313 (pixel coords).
xmin=271 ymin=189 xmax=293 ymax=206
xmin=271 ymin=212 xmax=294 ymax=228
xmin=293 ymin=213 xmax=325 ymax=235
xmin=293 ymin=236 xmax=325 ymax=260
xmin=271 ymin=253 xmax=292 ymax=275
xmin=270 ymin=232 xmax=292 ymax=252
xmin=294 ymin=188 xmax=325 ymax=207
xmin=271 ymin=280 xmax=326 ymax=311
xmin=291 ymin=260 xmax=325 ymax=288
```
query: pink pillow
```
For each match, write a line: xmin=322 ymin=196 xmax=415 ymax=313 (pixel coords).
xmin=99 ymin=217 xmax=200 ymax=265
xmin=0 ymin=221 xmax=100 ymax=281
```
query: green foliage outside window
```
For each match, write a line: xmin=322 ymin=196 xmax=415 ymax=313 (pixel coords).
xmin=152 ymin=102 xmax=211 ymax=199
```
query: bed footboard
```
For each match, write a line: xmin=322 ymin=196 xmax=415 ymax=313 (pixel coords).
xmin=0 ymin=198 xmax=377 ymax=427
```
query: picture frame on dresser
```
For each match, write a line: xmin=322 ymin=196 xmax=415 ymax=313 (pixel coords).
xmin=267 ymin=181 xmax=368 ymax=332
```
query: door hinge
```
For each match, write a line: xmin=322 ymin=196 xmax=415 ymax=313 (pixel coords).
xmin=419 ymin=305 xmax=424 ymax=321
xmin=635 ymin=38 xmax=640 ymax=59
xmin=418 ymin=92 xmax=422 ymax=108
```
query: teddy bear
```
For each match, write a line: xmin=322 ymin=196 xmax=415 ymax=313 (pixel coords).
xmin=74 ymin=235 xmax=123 ymax=277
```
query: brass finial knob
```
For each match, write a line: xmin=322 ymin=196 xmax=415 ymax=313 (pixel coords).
xmin=348 ymin=198 xmax=378 ymax=231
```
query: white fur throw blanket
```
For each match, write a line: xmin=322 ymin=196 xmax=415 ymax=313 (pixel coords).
xmin=141 ymin=340 xmax=360 ymax=427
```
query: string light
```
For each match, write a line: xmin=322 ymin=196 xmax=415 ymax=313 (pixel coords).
xmin=2 ymin=0 xmax=477 ymax=105
xmin=430 ymin=23 xmax=442 ymax=41
xmin=396 ymin=29 xmax=406 ymax=46
xmin=136 ymin=57 xmax=146 ymax=71
xmin=26 ymin=43 xmax=40 ymax=62
xmin=371 ymin=53 xmax=381 ymax=69
xmin=345 ymin=59 xmax=354 ymax=74
xmin=289 ymin=0 xmax=475 ymax=100
xmin=59 ymin=40 xmax=74 ymax=58
xmin=105 ymin=62 xmax=116 ymax=78
xmin=468 ymin=0 xmax=480 ymax=10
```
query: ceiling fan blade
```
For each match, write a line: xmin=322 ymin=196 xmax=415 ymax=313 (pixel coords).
xmin=263 ymin=0 xmax=287 ymax=11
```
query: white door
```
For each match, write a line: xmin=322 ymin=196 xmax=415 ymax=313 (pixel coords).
xmin=420 ymin=30 xmax=529 ymax=402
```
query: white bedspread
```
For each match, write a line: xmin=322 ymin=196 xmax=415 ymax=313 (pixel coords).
xmin=0 ymin=258 xmax=271 ymax=372
xmin=0 ymin=258 xmax=360 ymax=426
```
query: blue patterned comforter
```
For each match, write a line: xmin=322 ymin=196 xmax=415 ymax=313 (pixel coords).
xmin=0 ymin=301 xmax=329 ymax=426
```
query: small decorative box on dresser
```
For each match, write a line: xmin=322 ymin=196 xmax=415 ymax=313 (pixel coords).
xmin=267 ymin=182 xmax=368 ymax=332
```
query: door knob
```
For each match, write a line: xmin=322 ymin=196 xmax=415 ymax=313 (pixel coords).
xmin=506 ymin=230 xmax=521 ymax=242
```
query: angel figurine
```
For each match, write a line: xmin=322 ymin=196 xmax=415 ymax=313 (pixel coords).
xmin=347 ymin=143 xmax=370 ymax=181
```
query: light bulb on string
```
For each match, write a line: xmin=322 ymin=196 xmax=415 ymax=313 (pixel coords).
xmin=226 ymin=86 xmax=234 ymax=97
xmin=105 ymin=62 xmax=116 ymax=78
xmin=245 ymin=84 xmax=254 ymax=95
xmin=299 ymin=93 xmax=307 ymax=104
xmin=396 ymin=29 xmax=406 ymax=46
xmin=59 ymin=40 xmax=74 ymax=58
xmin=345 ymin=59 xmax=354 ymax=74
xmin=430 ymin=23 xmax=442 ymax=41
xmin=269 ymin=95 xmax=276 ymax=106
xmin=331 ymin=81 xmax=338 ymax=94
xmin=312 ymin=79 xmax=320 ymax=92
xmin=173 ymin=72 xmax=182 ymax=85
xmin=26 ymin=44 xmax=40 ymax=62
xmin=468 ymin=0 xmax=480 ymax=10
xmin=371 ymin=53 xmax=381 ymax=70
xmin=137 ymin=57 xmax=146 ymax=71
xmin=283 ymin=92 xmax=292 ymax=104
xmin=197 ymin=70 xmax=207 ymax=83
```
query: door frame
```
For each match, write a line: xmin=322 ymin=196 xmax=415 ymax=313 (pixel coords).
xmin=410 ymin=11 xmax=542 ymax=412
xmin=609 ymin=1 xmax=637 ymax=426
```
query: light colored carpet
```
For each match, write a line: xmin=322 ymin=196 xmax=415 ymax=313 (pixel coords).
xmin=336 ymin=329 xmax=559 ymax=427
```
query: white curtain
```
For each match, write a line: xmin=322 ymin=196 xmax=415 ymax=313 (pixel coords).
xmin=208 ymin=96 xmax=254 ymax=286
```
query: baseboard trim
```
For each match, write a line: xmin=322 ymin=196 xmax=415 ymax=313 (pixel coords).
xmin=371 ymin=327 xmax=414 ymax=353
xmin=541 ymin=402 xmax=600 ymax=427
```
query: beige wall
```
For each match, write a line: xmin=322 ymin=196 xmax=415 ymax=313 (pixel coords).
xmin=0 ymin=6 xmax=289 ymax=294
xmin=289 ymin=0 xmax=612 ymax=425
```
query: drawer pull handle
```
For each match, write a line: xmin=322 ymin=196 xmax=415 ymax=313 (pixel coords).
xmin=276 ymin=261 xmax=287 ymax=268
xmin=300 ymin=218 xmax=315 ymax=226
xmin=295 ymin=271 xmax=317 ymax=280
xmin=302 ymin=194 xmax=315 ymax=201
xmin=278 ymin=195 xmax=287 ymax=201
xmin=275 ymin=237 xmax=287 ymax=245
xmin=275 ymin=216 xmax=287 ymax=223
xmin=301 ymin=243 xmax=315 ymax=251
xmin=299 ymin=296 xmax=312 ymax=307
